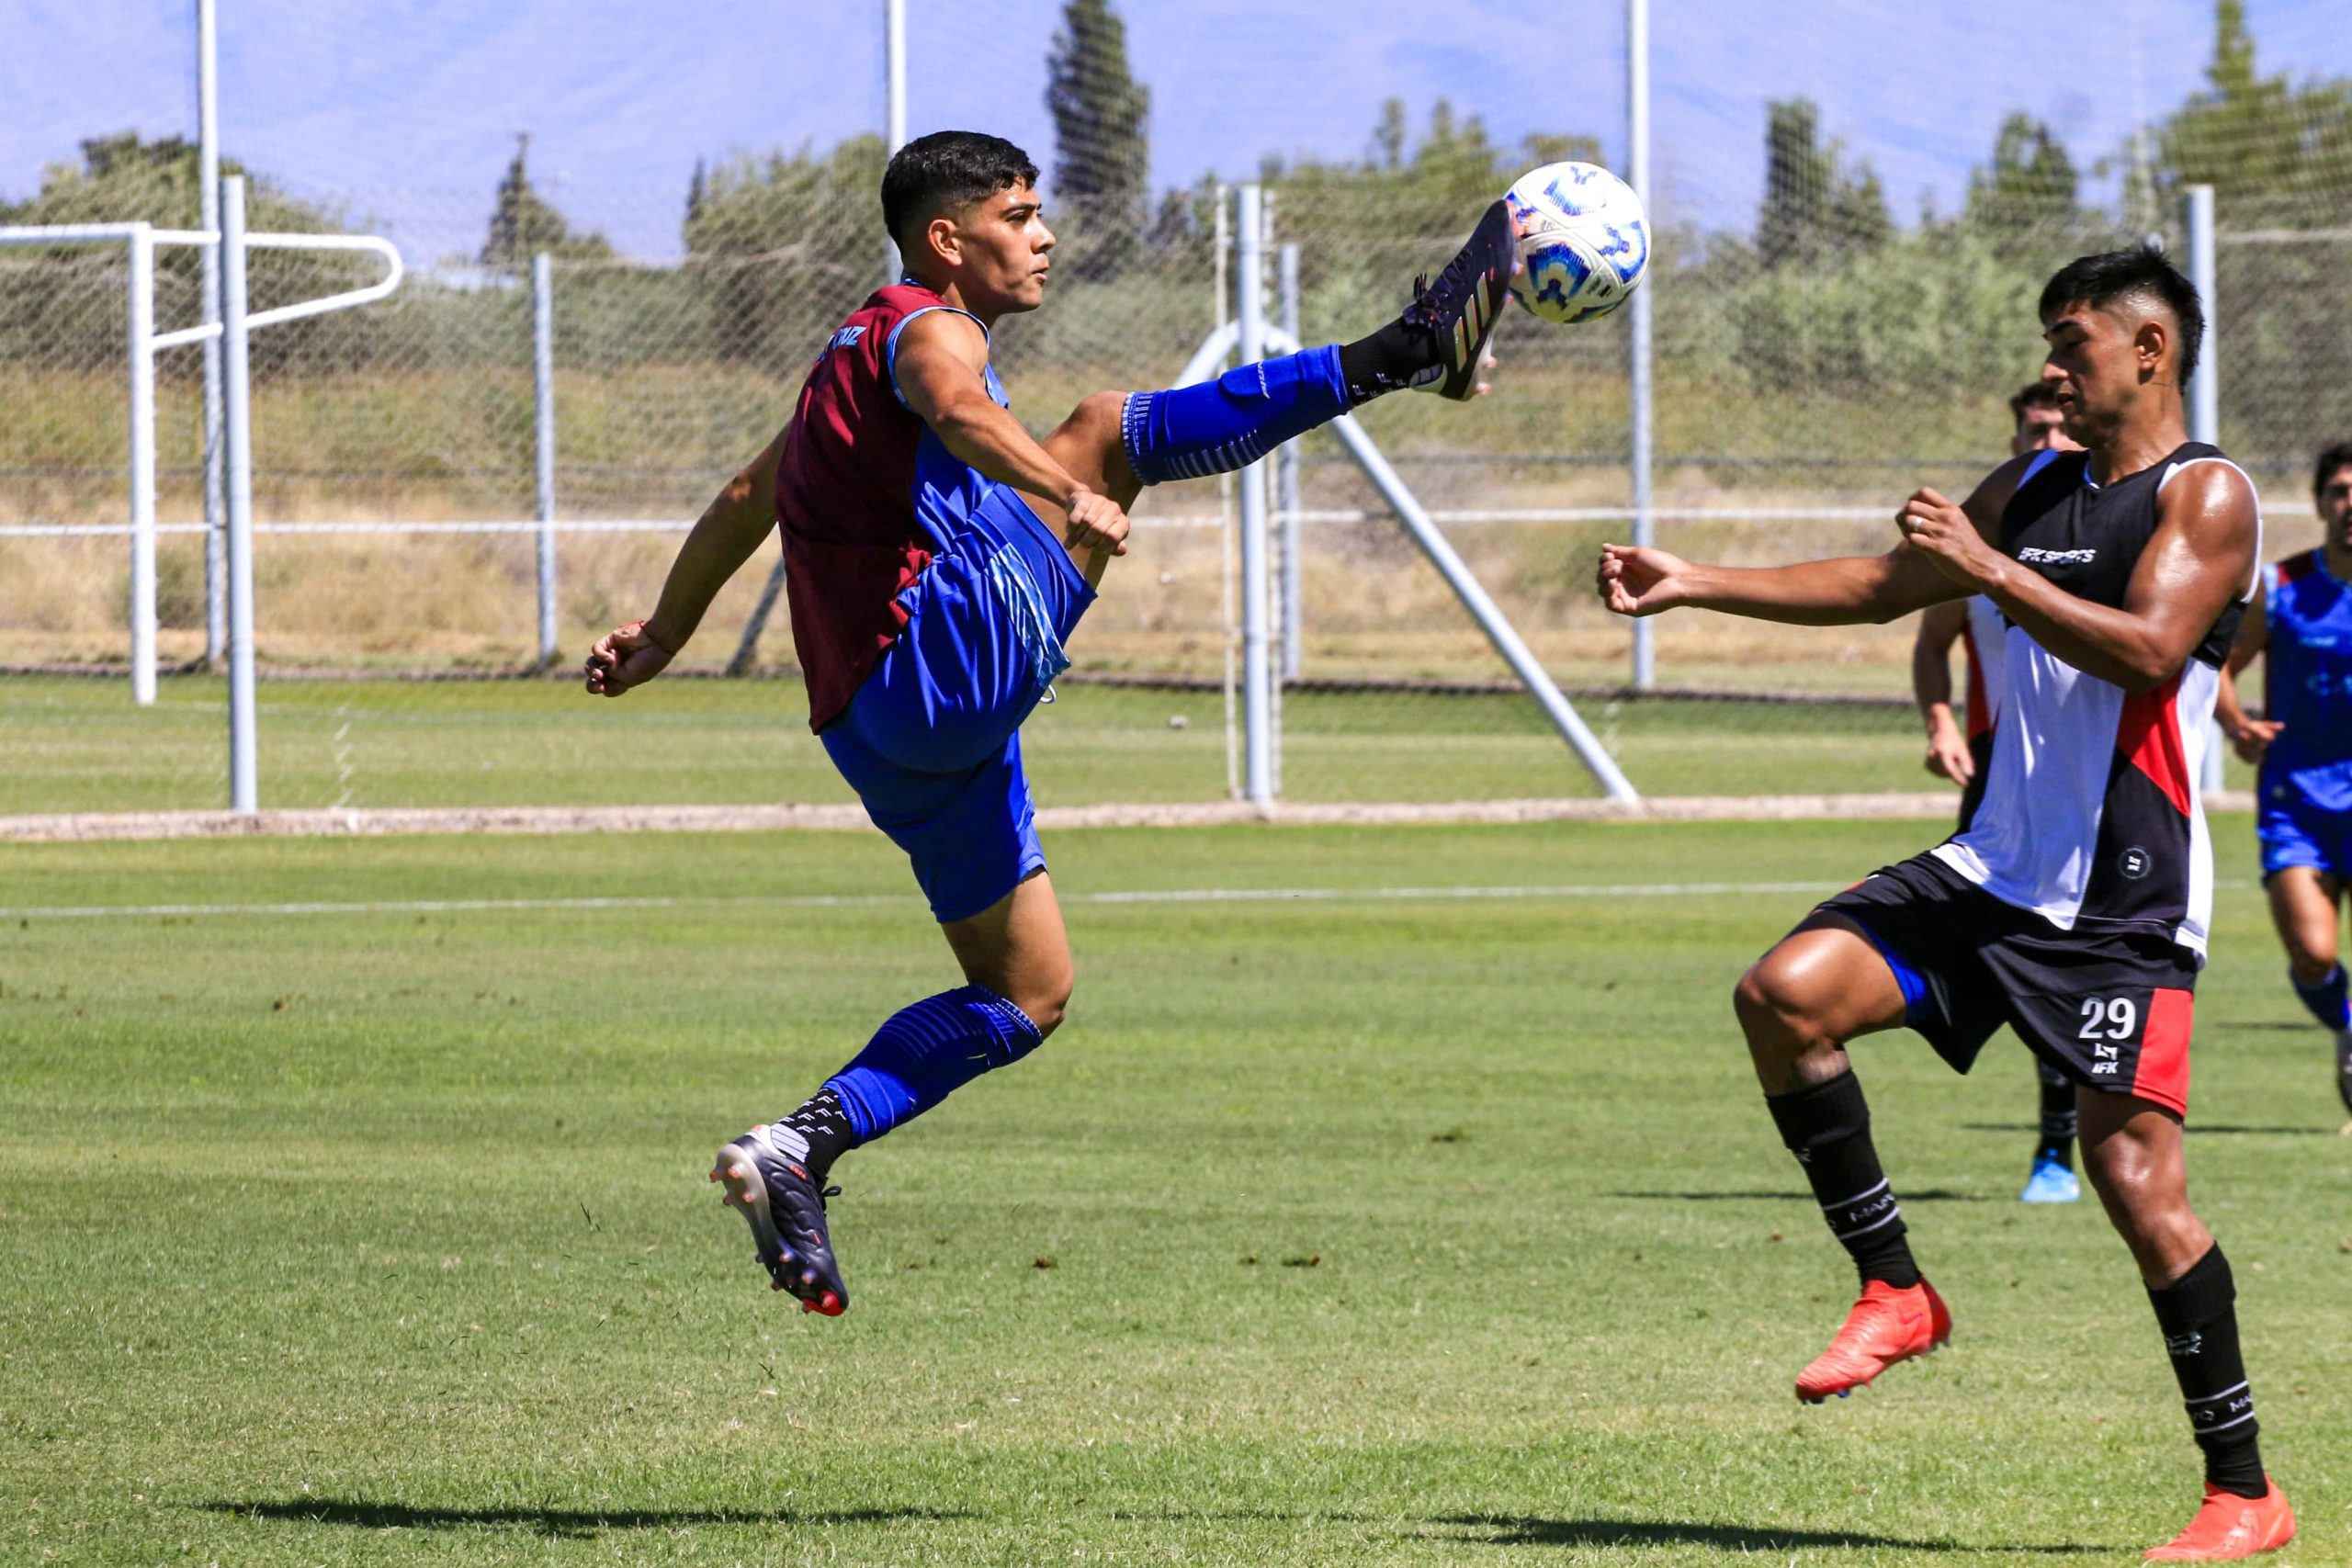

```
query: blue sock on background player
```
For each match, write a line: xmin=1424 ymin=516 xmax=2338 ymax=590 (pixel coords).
xmin=2290 ymin=963 xmax=2348 ymax=1030
xmin=1120 ymin=346 xmax=1351 ymax=485
xmin=763 ymin=985 xmax=1046 ymax=1181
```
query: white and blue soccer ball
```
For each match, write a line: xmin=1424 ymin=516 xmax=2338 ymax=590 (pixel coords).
xmin=1504 ymin=162 xmax=1649 ymax=325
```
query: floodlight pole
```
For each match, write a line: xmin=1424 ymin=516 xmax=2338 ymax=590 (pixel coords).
xmin=221 ymin=176 xmax=259 ymax=813
xmin=199 ymin=0 xmax=225 ymax=664
xmin=1627 ymin=0 xmax=1656 ymax=691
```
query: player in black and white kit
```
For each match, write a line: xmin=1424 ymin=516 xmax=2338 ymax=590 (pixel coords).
xmin=1599 ymin=246 xmax=2294 ymax=1562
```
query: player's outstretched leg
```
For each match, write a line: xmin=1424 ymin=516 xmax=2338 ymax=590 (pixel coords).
xmin=714 ymin=874 xmax=1070 ymax=1314
xmin=2078 ymin=1094 xmax=2295 ymax=1561
xmin=1734 ymin=919 xmax=1951 ymax=1404
xmin=2021 ymin=1055 xmax=2081 ymax=1202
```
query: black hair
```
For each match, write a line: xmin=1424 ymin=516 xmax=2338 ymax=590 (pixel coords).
xmin=2007 ymin=380 xmax=2063 ymax=423
xmin=2037 ymin=243 xmax=2205 ymax=389
xmin=2314 ymin=441 xmax=2352 ymax=497
xmin=880 ymin=131 xmax=1040 ymax=256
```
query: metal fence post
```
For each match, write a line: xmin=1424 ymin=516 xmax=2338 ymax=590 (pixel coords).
xmin=1278 ymin=241 xmax=1303 ymax=683
xmin=198 ymin=0 xmax=225 ymax=666
xmin=1235 ymin=185 xmax=1274 ymax=807
xmin=533 ymin=252 xmax=559 ymax=668
xmin=1627 ymin=0 xmax=1656 ymax=692
xmin=2187 ymin=184 xmax=2228 ymax=796
xmin=221 ymin=176 xmax=259 ymax=814
xmin=127 ymin=225 xmax=158 ymax=706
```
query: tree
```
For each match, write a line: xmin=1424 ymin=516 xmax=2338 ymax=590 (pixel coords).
xmin=1758 ymin=99 xmax=1889 ymax=266
xmin=480 ymin=133 xmax=612 ymax=269
xmin=1045 ymin=0 xmax=1150 ymax=278
xmin=2154 ymin=0 xmax=2352 ymax=217
xmin=1965 ymin=114 xmax=2080 ymax=238
xmin=684 ymin=135 xmax=890 ymax=370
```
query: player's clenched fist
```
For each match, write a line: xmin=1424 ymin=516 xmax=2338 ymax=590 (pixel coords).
xmin=1894 ymin=488 xmax=1998 ymax=588
xmin=583 ymin=618 xmax=675 ymax=697
xmin=1596 ymin=543 xmax=1691 ymax=617
xmin=1063 ymin=486 xmax=1130 ymax=557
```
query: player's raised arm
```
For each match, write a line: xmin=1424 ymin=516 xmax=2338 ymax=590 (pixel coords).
xmin=892 ymin=309 xmax=1128 ymax=561
xmin=583 ymin=420 xmax=792 ymax=697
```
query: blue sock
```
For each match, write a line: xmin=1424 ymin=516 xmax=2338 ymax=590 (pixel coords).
xmin=2290 ymin=964 xmax=2349 ymax=1030
xmin=823 ymin=984 xmax=1045 ymax=1143
xmin=1120 ymin=345 xmax=1350 ymax=485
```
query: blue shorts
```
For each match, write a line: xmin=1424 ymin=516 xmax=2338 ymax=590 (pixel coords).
xmin=2259 ymin=791 xmax=2352 ymax=883
xmin=821 ymin=483 xmax=1094 ymax=924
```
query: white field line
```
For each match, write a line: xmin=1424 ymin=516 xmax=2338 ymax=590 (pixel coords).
xmin=0 ymin=876 xmax=2262 ymax=923
xmin=4 ymin=879 xmax=1848 ymax=922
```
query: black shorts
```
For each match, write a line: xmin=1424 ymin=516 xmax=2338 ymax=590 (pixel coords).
xmin=1805 ymin=852 xmax=2198 ymax=1117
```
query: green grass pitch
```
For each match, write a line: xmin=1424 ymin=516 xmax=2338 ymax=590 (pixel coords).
xmin=3 ymin=817 xmax=2346 ymax=1565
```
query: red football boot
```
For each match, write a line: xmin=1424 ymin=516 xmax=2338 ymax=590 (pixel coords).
xmin=1793 ymin=1278 xmax=1951 ymax=1404
xmin=2143 ymin=1478 xmax=2295 ymax=1562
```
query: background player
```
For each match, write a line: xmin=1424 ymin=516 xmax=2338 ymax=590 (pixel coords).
xmin=2214 ymin=439 xmax=2352 ymax=1118
xmin=583 ymin=131 xmax=1516 ymax=1317
xmin=1598 ymin=245 xmax=2292 ymax=1560
xmin=1911 ymin=380 xmax=2085 ymax=1202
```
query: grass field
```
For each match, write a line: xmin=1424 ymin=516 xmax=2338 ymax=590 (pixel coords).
xmin=4 ymin=815 xmax=2347 ymax=1566
xmin=4 ymin=672 xmax=2251 ymax=818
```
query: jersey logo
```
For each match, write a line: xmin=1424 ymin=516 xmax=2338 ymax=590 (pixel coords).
xmin=820 ymin=324 xmax=867 ymax=357
xmin=2018 ymin=546 xmax=2098 ymax=566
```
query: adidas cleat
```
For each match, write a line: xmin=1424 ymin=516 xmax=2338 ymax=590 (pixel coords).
xmin=1403 ymin=198 xmax=1518 ymax=400
xmin=2020 ymin=1152 xmax=2080 ymax=1204
xmin=2143 ymin=1477 xmax=2295 ymax=1561
xmin=710 ymin=1125 xmax=848 ymax=1315
xmin=1794 ymin=1278 xmax=1951 ymax=1404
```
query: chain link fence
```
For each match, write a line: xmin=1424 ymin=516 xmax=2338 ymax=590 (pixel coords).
xmin=4 ymin=3 xmax=2346 ymax=817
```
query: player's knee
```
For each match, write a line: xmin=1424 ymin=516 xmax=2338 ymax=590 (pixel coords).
xmin=1734 ymin=955 xmax=1824 ymax=1049
xmin=2287 ymin=941 xmax=2337 ymax=982
xmin=1016 ymin=966 xmax=1074 ymax=1038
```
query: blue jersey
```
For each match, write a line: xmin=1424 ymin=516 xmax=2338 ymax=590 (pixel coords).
xmin=2262 ymin=549 xmax=2352 ymax=814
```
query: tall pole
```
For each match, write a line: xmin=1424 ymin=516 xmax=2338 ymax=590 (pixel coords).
xmin=198 ymin=0 xmax=225 ymax=665
xmin=885 ymin=0 xmax=907 ymax=284
xmin=2187 ymin=183 xmax=2226 ymax=796
xmin=221 ymin=176 xmax=258 ymax=814
xmin=532 ymin=252 xmax=559 ymax=668
xmin=1278 ymin=242 xmax=1303 ymax=682
xmin=1236 ymin=185 xmax=1274 ymax=807
xmin=1627 ymin=0 xmax=1656 ymax=692
xmin=128 ymin=227 xmax=158 ymax=706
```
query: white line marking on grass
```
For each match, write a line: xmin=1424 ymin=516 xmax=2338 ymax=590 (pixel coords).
xmin=0 ymin=877 xmax=2260 ymax=923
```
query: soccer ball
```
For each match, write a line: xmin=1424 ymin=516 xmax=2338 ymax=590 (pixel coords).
xmin=1504 ymin=162 xmax=1649 ymax=324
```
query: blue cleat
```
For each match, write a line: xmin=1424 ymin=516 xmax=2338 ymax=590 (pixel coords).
xmin=711 ymin=1125 xmax=849 ymax=1315
xmin=2019 ymin=1153 xmax=2079 ymax=1204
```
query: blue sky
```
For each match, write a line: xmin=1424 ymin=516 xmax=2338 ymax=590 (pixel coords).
xmin=5 ymin=1 xmax=2348 ymax=265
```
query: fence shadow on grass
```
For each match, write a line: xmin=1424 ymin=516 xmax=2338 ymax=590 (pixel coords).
xmin=1434 ymin=1514 xmax=2117 ymax=1554
xmin=198 ymin=1499 xmax=967 ymax=1539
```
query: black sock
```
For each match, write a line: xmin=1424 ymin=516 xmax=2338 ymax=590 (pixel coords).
xmin=774 ymin=1089 xmax=857 ymax=1182
xmin=2035 ymin=1059 xmax=2077 ymax=1168
xmin=1336 ymin=318 xmax=1436 ymax=405
xmin=1764 ymin=1070 xmax=1921 ymax=1291
xmin=2148 ymin=1245 xmax=2267 ymax=1498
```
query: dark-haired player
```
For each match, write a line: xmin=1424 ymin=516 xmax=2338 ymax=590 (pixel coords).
xmin=1911 ymin=380 xmax=2085 ymax=1203
xmin=1600 ymin=244 xmax=2293 ymax=1560
xmin=2214 ymin=440 xmax=2352 ymax=1117
xmin=585 ymin=131 xmax=1516 ymax=1319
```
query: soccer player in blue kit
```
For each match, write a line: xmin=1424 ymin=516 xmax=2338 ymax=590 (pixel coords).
xmin=2215 ymin=440 xmax=2352 ymax=1117
xmin=584 ymin=131 xmax=1517 ymax=1317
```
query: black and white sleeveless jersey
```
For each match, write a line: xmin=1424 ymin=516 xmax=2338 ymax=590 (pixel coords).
xmin=1929 ymin=441 xmax=2260 ymax=957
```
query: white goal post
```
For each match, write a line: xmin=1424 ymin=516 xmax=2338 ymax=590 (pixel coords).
xmin=0 ymin=196 xmax=400 ymax=713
